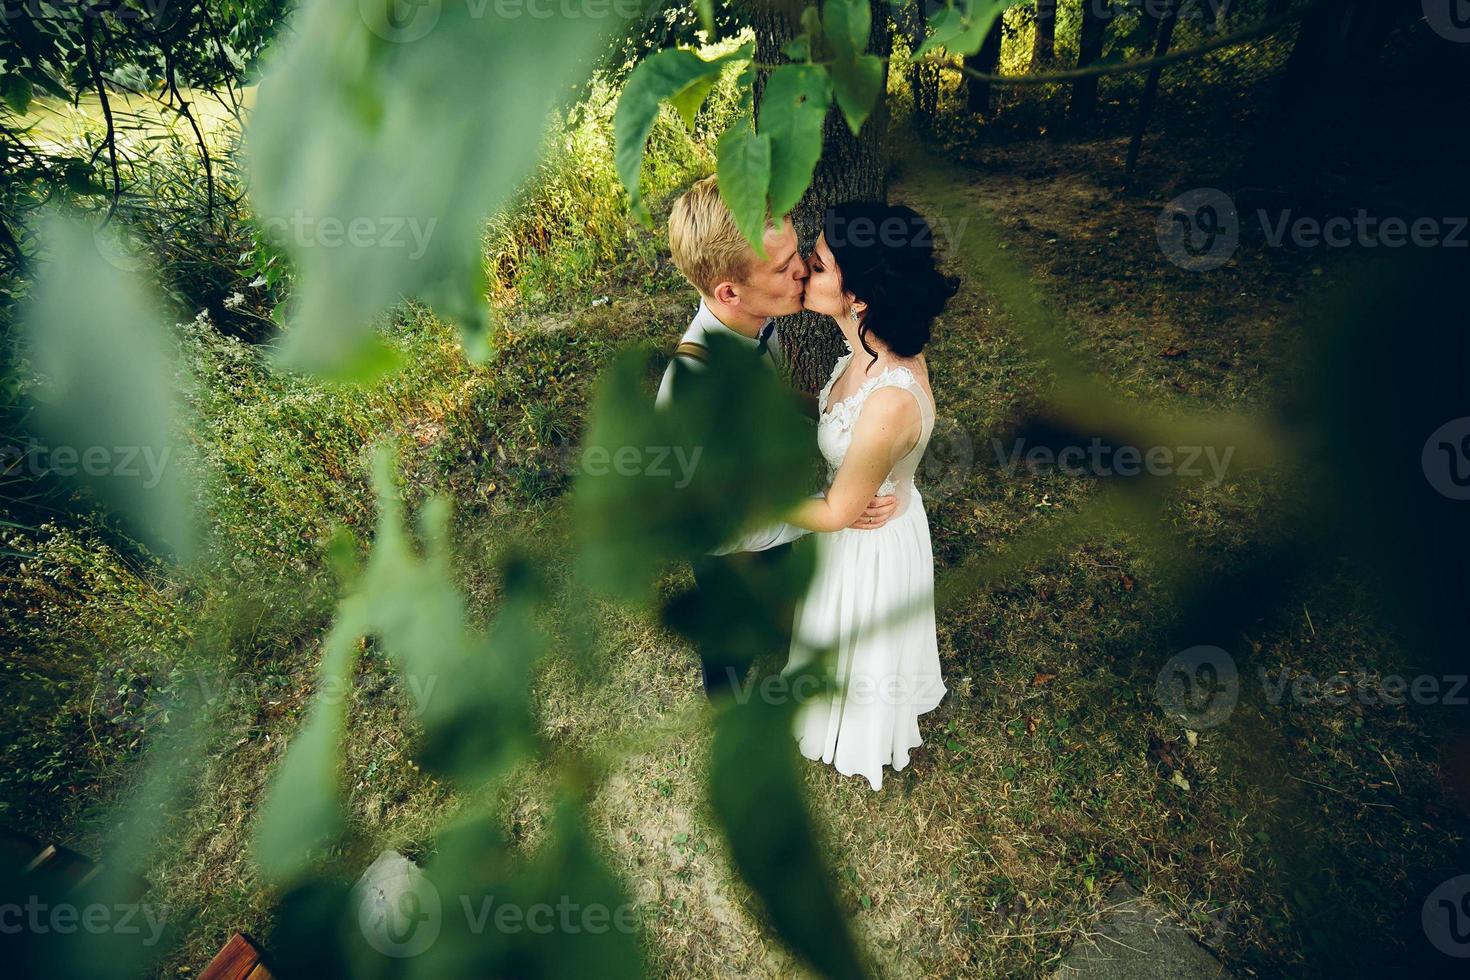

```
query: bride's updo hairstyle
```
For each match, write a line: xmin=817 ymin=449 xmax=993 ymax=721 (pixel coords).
xmin=822 ymin=201 xmax=959 ymax=365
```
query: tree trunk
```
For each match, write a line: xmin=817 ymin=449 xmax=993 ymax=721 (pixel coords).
xmin=965 ymin=12 xmax=1006 ymax=115
xmin=1123 ymin=0 xmax=1181 ymax=183
xmin=1238 ymin=0 xmax=1349 ymax=183
xmin=905 ymin=0 xmax=940 ymax=130
xmin=1070 ymin=0 xmax=1111 ymax=123
xmin=1032 ymin=0 xmax=1057 ymax=66
xmin=753 ymin=0 xmax=891 ymax=393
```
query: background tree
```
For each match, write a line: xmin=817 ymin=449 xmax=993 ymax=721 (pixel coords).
xmin=963 ymin=10 xmax=1007 ymax=115
xmin=1032 ymin=0 xmax=1057 ymax=65
xmin=1070 ymin=0 xmax=1112 ymax=122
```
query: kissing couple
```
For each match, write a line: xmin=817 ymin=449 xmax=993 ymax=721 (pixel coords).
xmin=655 ymin=175 xmax=959 ymax=791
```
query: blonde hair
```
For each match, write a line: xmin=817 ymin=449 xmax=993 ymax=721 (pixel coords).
xmin=667 ymin=174 xmax=778 ymax=296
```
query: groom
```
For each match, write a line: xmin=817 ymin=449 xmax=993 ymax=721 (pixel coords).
xmin=656 ymin=175 xmax=896 ymax=698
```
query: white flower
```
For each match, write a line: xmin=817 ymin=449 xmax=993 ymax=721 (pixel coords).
xmin=223 ymin=292 xmax=246 ymax=310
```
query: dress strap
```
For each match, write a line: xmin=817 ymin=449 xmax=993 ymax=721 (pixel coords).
xmin=870 ymin=367 xmax=934 ymax=428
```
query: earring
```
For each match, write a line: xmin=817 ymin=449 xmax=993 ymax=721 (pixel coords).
xmin=848 ymin=307 xmax=860 ymax=322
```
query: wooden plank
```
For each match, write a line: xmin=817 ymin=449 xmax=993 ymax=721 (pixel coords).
xmin=196 ymin=932 xmax=265 ymax=980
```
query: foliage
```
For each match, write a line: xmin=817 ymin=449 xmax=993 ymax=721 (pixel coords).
xmin=616 ymin=0 xmax=1020 ymax=248
xmin=3 ymin=2 xmax=1468 ymax=979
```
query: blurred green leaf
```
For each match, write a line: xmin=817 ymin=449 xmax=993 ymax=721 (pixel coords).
xmin=758 ymin=64 xmax=832 ymax=219
xmin=253 ymin=447 xmax=546 ymax=885
xmin=21 ymin=213 xmax=194 ymax=559
xmin=822 ymin=0 xmax=871 ymax=59
xmin=710 ymin=667 xmax=867 ymax=979
xmin=946 ymin=1 xmax=1013 ymax=58
xmin=912 ymin=8 xmax=965 ymax=59
xmin=716 ymin=115 xmax=773 ymax=254
xmin=573 ymin=334 xmax=814 ymax=604
xmin=246 ymin=0 xmax=618 ymax=376
xmin=251 ymin=606 xmax=363 ymax=885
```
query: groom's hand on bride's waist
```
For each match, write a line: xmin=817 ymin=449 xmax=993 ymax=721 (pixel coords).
xmin=850 ymin=494 xmax=897 ymax=531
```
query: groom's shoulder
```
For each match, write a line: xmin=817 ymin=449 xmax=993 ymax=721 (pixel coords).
xmin=655 ymin=308 xmax=710 ymax=408
xmin=669 ymin=307 xmax=713 ymax=365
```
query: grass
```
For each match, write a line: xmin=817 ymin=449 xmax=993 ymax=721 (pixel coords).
xmin=4 ymin=58 xmax=1467 ymax=980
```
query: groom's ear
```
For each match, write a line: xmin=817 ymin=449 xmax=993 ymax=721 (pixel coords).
xmin=710 ymin=280 xmax=740 ymax=307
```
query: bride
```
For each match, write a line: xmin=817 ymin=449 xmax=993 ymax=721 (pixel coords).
xmin=778 ymin=201 xmax=958 ymax=790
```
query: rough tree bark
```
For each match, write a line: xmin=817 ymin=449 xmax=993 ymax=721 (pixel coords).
xmin=1032 ymin=0 xmax=1057 ymax=66
xmin=753 ymin=0 xmax=892 ymax=393
xmin=1070 ymin=0 xmax=1112 ymax=123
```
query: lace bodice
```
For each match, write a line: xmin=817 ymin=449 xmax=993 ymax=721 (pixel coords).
xmin=817 ymin=349 xmax=935 ymax=509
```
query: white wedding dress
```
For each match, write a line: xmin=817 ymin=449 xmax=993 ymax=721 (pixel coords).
xmin=784 ymin=346 xmax=947 ymax=790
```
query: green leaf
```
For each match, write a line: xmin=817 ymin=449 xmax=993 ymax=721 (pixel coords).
xmin=782 ymin=36 xmax=812 ymax=62
xmin=1 ymin=74 xmax=33 ymax=114
xmin=715 ymin=117 xmax=772 ymax=254
xmin=709 ymin=667 xmax=867 ymax=979
xmin=912 ymin=8 xmax=965 ymax=59
xmin=21 ymin=214 xmax=194 ymax=560
xmin=617 ymin=49 xmax=712 ymax=209
xmin=670 ymin=73 xmax=719 ymax=131
xmin=695 ymin=0 xmax=715 ymax=37
xmin=947 ymin=1 xmax=1011 ymax=58
xmin=800 ymin=4 xmax=823 ymax=41
xmin=615 ymin=44 xmax=752 ymax=219
xmin=61 ymin=160 xmax=107 ymax=196
xmin=245 ymin=0 xmax=616 ymax=376
xmin=757 ymin=64 xmax=832 ymax=219
xmin=830 ymin=54 xmax=884 ymax=135
xmin=822 ymin=0 xmax=871 ymax=59
xmin=358 ymin=451 xmax=542 ymax=789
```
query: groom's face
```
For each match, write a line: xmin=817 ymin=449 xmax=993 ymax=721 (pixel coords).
xmin=728 ymin=220 xmax=807 ymax=319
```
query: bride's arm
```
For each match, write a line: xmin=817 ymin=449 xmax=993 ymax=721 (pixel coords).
xmin=785 ymin=389 xmax=922 ymax=533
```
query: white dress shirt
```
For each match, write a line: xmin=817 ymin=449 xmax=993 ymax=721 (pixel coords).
xmin=656 ymin=299 xmax=809 ymax=554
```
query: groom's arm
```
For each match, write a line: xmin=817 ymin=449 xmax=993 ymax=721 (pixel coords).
xmin=710 ymin=518 xmax=811 ymax=555
xmin=795 ymin=390 xmax=819 ymax=422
